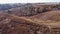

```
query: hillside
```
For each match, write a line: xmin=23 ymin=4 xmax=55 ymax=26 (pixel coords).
xmin=0 ymin=12 xmax=60 ymax=34
xmin=7 ymin=3 xmax=60 ymax=16
xmin=0 ymin=13 xmax=51 ymax=34
xmin=30 ymin=10 xmax=60 ymax=21
xmin=0 ymin=3 xmax=60 ymax=34
xmin=0 ymin=3 xmax=24 ymax=10
xmin=0 ymin=3 xmax=60 ymax=16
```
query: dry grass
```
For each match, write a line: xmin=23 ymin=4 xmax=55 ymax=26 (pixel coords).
xmin=30 ymin=10 xmax=60 ymax=21
xmin=0 ymin=12 xmax=60 ymax=34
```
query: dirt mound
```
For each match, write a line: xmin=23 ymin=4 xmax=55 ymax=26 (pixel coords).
xmin=30 ymin=10 xmax=60 ymax=21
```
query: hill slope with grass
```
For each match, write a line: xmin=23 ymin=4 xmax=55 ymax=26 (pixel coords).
xmin=30 ymin=10 xmax=60 ymax=21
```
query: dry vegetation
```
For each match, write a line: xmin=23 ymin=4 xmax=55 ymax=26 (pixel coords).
xmin=30 ymin=10 xmax=60 ymax=21
xmin=0 ymin=3 xmax=60 ymax=34
xmin=0 ymin=10 xmax=60 ymax=34
xmin=0 ymin=14 xmax=51 ymax=34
